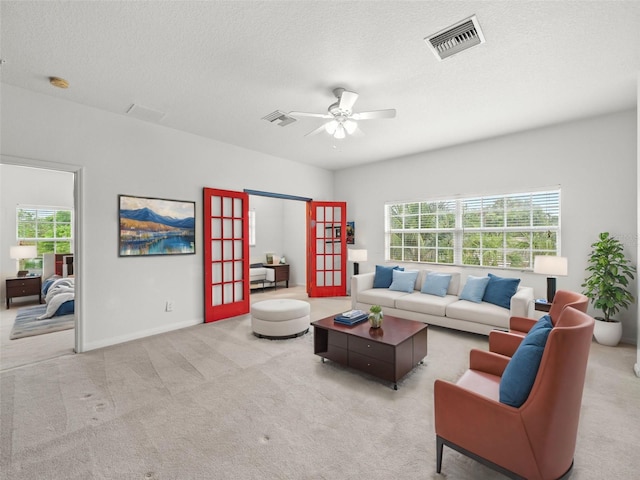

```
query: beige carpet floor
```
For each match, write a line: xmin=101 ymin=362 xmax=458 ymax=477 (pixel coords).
xmin=1 ymin=287 xmax=639 ymax=479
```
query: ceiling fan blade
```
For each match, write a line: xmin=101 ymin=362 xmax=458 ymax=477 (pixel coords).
xmin=338 ymin=91 xmax=359 ymax=112
xmin=289 ymin=111 xmax=332 ymax=119
xmin=352 ymin=109 xmax=396 ymax=120
xmin=352 ymin=126 xmax=365 ymax=137
xmin=305 ymin=123 xmax=330 ymax=137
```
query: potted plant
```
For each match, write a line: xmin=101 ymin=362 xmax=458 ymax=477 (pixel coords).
xmin=368 ymin=305 xmax=384 ymax=329
xmin=581 ymin=232 xmax=636 ymax=346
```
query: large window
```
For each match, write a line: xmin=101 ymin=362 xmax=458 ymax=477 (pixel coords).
xmin=385 ymin=189 xmax=560 ymax=270
xmin=16 ymin=206 xmax=73 ymax=270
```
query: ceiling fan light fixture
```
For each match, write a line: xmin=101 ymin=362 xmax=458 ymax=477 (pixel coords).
xmin=325 ymin=120 xmax=338 ymax=135
xmin=344 ymin=119 xmax=357 ymax=135
xmin=334 ymin=124 xmax=346 ymax=139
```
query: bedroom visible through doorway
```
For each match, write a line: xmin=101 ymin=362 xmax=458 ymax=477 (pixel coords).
xmin=0 ymin=161 xmax=79 ymax=370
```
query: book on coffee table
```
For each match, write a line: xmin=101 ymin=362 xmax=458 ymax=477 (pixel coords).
xmin=334 ymin=312 xmax=368 ymax=326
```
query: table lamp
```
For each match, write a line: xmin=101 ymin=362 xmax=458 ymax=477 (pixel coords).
xmin=348 ymin=249 xmax=368 ymax=275
xmin=10 ymin=245 xmax=38 ymax=277
xmin=533 ymin=255 xmax=568 ymax=303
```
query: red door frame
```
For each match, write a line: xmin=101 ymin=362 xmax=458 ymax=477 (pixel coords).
xmin=203 ymin=187 xmax=250 ymax=322
xmin=307 ymin=201 xmax=347 ymax=297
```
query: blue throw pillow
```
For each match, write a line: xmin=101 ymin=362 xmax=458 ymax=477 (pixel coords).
xmin=54 ymin=300 xmax=75 ymax=316
xmin=459 ymin=275 xmax=490 ymax=303
xmin=421 ymin=272 xmax=452 ymax=297
xmin=373 ymin=265 xmax=404 ymax=288
xmin=483 ymin=273 xmax=521 ymax=309
xmin=499 ymin=322 xmax=552 ymax=407
xmin=529 ymin=314 xmax=553 ymax=334
xmin=389 ymin=270 xmax=419 ymax=293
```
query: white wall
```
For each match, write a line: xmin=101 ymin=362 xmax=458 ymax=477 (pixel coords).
xmin=1 ymin=84 xmax=334 ymax=351
xmin=0 ymin=165 xmax=74 ymax=291
xmin=335 ymin=109 xmax=638 ymax=344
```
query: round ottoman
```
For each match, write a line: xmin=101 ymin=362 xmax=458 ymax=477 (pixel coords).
xmin=251 ymin=299 xmax=311 ymax=339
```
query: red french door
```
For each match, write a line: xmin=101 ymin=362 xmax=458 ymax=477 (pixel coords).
xmin=203 ymin=188 xmax=250 ymax=322
xmin=307 ymin=201 xmax=347 ymax=297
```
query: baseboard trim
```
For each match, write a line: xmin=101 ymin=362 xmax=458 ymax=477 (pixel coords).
xmin=83 ymin=317 xmax=203 ymax=352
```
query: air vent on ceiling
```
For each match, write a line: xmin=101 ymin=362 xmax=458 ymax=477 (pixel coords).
xmin=126 ymin=103 xmax=166 ymax=122
xmin=425 ymin=15 xmax=485 ymax=61
xmin=262 ymin=110 xmax=297 ymax=127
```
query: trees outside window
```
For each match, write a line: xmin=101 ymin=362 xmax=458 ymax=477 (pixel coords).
xmin=385 ymin=190 xmax=560 ymax=270
xmin=16 ymin=207 xmax=73 ymax=270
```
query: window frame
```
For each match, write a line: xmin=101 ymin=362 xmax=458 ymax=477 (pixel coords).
xmin=16 ymin=205 xmax=74 ymax=270
xmin=385 ymin=188 xmax=561 ymax=271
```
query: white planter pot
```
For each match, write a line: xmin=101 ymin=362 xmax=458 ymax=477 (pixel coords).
xmin=593 ymin=319 xmax=623 ymax=346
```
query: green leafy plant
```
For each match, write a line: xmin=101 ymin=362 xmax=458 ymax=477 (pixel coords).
xmin=582 ymin=232 xmax=636 ymax=321
xmin=369 ymin=305 xmax=382 ymax=314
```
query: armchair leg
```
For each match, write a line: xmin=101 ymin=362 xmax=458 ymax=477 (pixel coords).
xmin=436 ymin=436 xmax=443 ymax=473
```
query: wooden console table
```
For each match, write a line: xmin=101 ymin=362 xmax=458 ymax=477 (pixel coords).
xmin=264 ymin=263 xmax=289 ymax=289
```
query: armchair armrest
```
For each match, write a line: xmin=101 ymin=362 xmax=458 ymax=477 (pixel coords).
xmin=509 ymin=315 xmax=537 ymax=334
xmin=469 ymin=349 xmax=510 ymax=377
xmin=489 ymin=330 xmax=525 ymax=358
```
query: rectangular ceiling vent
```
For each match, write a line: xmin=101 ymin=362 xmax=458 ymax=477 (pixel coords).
xmin=262 ymin=110 xmax=297 ymax=127
xmin=126 ymin=103 xmax=166 ymax=122
xmin=425 ymin=15 xmax=485 ymax=61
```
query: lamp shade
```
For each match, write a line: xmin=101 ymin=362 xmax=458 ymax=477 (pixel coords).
xmin=10 ymin=245 xmax=37 ymax=260
xmin=348 ymin=249 xmax=368 ymax=262
xmin=533 ymin=256 xmax=568 ymax=276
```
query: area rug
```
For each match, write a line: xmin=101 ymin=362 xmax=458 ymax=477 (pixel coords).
xmin=9 ymin=304 xmax=74 ymax=340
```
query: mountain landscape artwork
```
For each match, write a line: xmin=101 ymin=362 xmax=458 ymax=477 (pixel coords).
xmin=119 ymin=195 xmax=195 ymax=256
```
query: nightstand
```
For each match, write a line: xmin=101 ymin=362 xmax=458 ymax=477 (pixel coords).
xmin=263 ymin=263 xmax=289 ymax=289
xmin=6 ymin=276 xmax=42 ymax=309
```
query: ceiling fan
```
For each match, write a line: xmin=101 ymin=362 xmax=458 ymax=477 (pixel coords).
xmin=289 ymin=88 xmax=396 ymax=139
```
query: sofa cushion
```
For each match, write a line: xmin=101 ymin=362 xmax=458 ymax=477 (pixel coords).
xmin=373 ymin=265 xmax=404 ymax=288
xmin=421 ymin=272 xmax=452 ymax=297
xmin=499 ymin=317 xmax=553 ymax=407
xmin=459 ymin=275 xmax=490 ymax=303
xmin=446 ymin=299 xmax=511 ymax=327
xmin=357 ymin=288 xmax=410 ymax=308
xmin=483 ymin=273 xmax=521 ymax=310
xmin=389 ymin=269 xmax=419 ymax=293
xmin=395 ymin=292 xmax=459 ymax=316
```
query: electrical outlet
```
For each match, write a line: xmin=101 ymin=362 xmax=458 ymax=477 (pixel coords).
xmin=165 ymin=300 xmax=174 ymax=312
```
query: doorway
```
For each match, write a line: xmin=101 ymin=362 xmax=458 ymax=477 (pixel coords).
xmin=0 ymin=156 xmax=83 ymax=369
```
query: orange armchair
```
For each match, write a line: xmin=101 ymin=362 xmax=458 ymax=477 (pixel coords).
xmin=489 ymin=290 xmax=588 ymax=357
xmin=434 ymin=306 xmax=595 ymax=480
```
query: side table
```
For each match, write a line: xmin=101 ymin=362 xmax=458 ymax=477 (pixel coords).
xmin=6 ymin=276 xmax=42 ymax=309
xmin=263 ymin=263 xmax=289 ymax=289
xmin=534 ymin=300 xmax=551 ymax=313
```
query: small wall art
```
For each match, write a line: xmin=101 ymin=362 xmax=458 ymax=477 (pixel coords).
xmin=119 ymin=194 xmax=196 ymax=256
xmin=346 ymin=221 xmax=355 ymax=244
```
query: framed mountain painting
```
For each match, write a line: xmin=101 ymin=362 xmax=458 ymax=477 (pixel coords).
xmin=119 ymin=194 xmax=196 ymax=256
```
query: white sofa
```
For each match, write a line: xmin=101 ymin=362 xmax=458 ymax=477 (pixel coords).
xmin=351 ymin=270 xmax=534 ymax=336
xmin=250 ymin=265 xmax=275 ymax=290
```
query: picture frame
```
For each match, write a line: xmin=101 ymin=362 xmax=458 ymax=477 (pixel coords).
xmin=346 ymin=221 xmax=355 ymax=244
xmin=119 ymin=194 xmax=196 ymax=256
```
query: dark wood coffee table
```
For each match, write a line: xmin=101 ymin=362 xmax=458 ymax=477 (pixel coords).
xmin=312 ymin=314 xmax=428 ymax=390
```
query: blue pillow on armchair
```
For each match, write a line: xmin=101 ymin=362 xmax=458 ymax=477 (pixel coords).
xmin=373 ymin=265 xmax=404 ymax=288
xmin=499 ymin=316 xmax=553 ymax=407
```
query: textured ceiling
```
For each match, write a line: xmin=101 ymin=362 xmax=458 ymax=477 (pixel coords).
xmin=1 ymin=1 xmax=639 ymax=170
